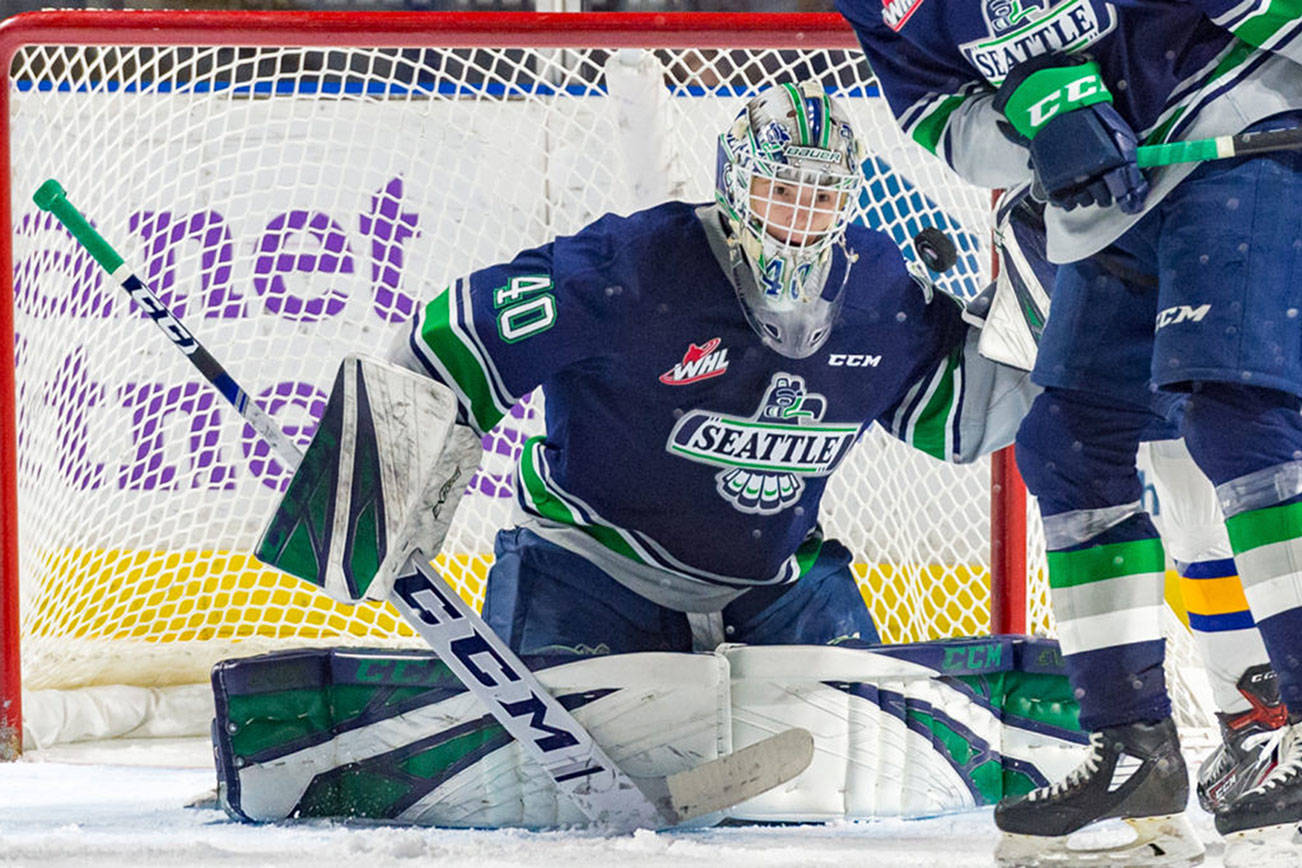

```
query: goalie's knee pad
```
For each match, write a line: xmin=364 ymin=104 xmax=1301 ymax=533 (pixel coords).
xmin=1015 ymin=388 xmax=1178 ymax=516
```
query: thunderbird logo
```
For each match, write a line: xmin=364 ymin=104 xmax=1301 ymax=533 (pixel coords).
xmin=961 ymin=0 xmax=1115 ymax=85
xmin=660 ymin=338 xmax=730 ymax=386
xmin=666 ymin=373 xmax=859 ymax=515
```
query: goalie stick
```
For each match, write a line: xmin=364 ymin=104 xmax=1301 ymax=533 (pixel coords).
xmin=33 ymin=178 xmax=813 ymax=831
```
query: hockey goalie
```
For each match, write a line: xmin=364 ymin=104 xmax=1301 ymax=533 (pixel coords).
xmin=221 ymin=80 xmax=1091 ymax=829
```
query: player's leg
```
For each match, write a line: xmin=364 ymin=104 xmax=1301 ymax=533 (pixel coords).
xmin=1152 ymin=121 xmax=1302 ymax=854
xmin=1182 ymin=385 xmax=1302 ymax=845
xmin=1143 ymin=439 xmax=1284 ymax=812
xmin=721 ymin=537 xmax=879 ymax=646
xmin=481 ymin=526 xmax=692 ymax=658
xmin=999 ymin=388 xmax=1200 ymax=865
xmin=995 ymin=227 xmax=1204 ymax=864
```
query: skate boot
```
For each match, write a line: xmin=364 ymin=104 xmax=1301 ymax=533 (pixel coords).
xmin=1215 ymin=716 xmax=1302 ymax=868
xmin=994 ymin=717 xmax=1204 ymax=867
xmin=1197 ymin=664 xmax=1287 ymax=812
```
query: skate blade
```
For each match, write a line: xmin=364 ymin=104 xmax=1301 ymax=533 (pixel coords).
xmin=995 ymin=814 xmax=1205 ymax=867
xmin=1222 ymin=821 xmax=1302 ymax=868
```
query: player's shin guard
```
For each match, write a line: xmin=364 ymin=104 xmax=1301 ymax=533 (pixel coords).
xmin=1221 ymin=497 xmax=1302 ymax=726
xmin=994 ymin=718 xmax=1203 ymax=867
xmin=1041 ymin=520 xmax=1172 ymax=730
xmin=1016 ymin=390 xmax=1174 ymax=731
xmin=1183 ymin=384 xmax=1302 ymax=717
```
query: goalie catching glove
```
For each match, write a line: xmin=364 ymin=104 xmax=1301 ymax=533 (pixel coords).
xmin=255 ymin=354 xmax=482 ymax=603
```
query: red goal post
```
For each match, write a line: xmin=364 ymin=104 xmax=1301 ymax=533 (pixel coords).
xmin=0 ymin=10 xmax=1033 ymax=758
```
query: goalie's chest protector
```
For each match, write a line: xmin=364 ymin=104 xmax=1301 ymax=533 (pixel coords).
xmin=523 ymin=204 xmax=963 ymax=584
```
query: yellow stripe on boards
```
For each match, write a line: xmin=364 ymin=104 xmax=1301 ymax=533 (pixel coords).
xmin=24 ymin=548 xmax=496 ymax=642
xmin=25 ymin=549 xmax=1001 ymax=648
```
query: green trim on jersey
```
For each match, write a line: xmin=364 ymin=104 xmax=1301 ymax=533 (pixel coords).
xmin=417 ymin=288 xmax=506 ymax=434
xmin=1232 ymin=0 xmax=1302 ymax=50
xmin=518 ymin=437 xmax=826 ymax=586
xmin=518 ymin=436 xmax=647 ymax=566
xmin=909 ymin=93 xmax=972 ymax=156
xmin=903 ymin=346 xmax=963 ymax=461
xmin=1142 ymin=38 xmax=1256 ymax=147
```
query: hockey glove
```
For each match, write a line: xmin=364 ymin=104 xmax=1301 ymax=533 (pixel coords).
xmin=993 ymin=54 xmax=1149 ymax=214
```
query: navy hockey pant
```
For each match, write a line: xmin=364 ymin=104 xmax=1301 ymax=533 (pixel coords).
xmin=481 ymin=526 xmax=879 ymax=660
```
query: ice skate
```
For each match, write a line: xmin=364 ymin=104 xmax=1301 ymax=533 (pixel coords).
xmin=1216 ymin=718 xmax=1302 ymax=868
xmin=1197 ymin=664 xmax=1287 ymax=812
xmin=994 ymin=717 xmax=1203 ymax=867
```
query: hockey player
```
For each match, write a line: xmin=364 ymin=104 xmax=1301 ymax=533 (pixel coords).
xmin=991 ymin=185 xmax=1289 ymax=817
xmin=836 ymin=1 xmax=1302 ymax=863
xmin=380 ymin=81 xmax=1033 ymax=665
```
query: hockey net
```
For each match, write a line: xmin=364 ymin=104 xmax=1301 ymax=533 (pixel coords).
xmin=0 ymin=10 xmax=1209 ymax=751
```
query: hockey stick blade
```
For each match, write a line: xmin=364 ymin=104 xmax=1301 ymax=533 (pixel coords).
xmin=638 ymin=727 xmax=813 ymax=825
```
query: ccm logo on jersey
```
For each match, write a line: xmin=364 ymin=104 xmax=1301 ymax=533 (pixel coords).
xmin=1155 ymin=303 xmax=1211 ymax=331
xmin=661 ymin=337 xmax=730 ymax=385
xmin=829 ymin=353 xmax=881 ymax=368
xmin=882 ymin=0 xmax=924 ymax=31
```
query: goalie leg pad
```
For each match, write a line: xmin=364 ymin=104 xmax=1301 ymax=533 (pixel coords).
xmin=213 ymin=640 xmax=1088 ymax=826
xmin=723 ymin=638 xmax=1088 ymax=821
xmin=255 ymin=354 xmax=482 ymax=602
xmin=212 ymin=647 xmax=730 ymax=828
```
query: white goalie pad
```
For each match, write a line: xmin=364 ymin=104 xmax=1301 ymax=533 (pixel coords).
xmin=217 ymin=650 xmax=730 ymax=828
xmin=724 ymin=642 xmax=1087 ymax=821
xmin=216 ymin=640 xmax=1089 ymax=827
xmin=256 ymin=353 xmax=482 ymax=602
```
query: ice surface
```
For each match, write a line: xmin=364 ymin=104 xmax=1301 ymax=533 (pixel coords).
xmin=1 ymin=738 xmax=1233 ymax=867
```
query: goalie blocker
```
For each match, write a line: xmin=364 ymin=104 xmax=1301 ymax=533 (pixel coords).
xmin=256 ymin=353 xmax=482 ymax=604
xmin=212 ymin=636 xmax=1090 ymax=827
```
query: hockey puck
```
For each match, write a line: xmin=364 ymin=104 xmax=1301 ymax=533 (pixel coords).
xmin=912 ymin=227 xmax=958 ymax=272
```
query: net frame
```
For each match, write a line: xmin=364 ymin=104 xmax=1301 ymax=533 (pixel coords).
xmin=0 ymin=9 xmax=1038 ymax=758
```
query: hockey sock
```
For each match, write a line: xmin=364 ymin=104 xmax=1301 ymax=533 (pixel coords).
xmin=1177 ymin=556 xmax=1273 ymax=715
xmin=1046 ymin=513 xmax=1171 ymax=731
xmin=1183 ymin=383 xmax=1302 ymax=713
xmin=1224 ymin=499 xmax=1302 ymax=713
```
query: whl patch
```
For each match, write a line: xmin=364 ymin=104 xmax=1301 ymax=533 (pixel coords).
xmin=882 ymin=0 xmax=925 ymax=31
xmin=660 ymin=337 xmax=730 ymax=385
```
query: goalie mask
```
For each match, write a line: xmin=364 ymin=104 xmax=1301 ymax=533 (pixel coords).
xmin=715 ymin=82 xmax=865 ymax=359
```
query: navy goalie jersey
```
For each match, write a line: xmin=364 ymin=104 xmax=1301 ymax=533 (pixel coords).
xmin=398 ymin=202 xmax=976 ymax=591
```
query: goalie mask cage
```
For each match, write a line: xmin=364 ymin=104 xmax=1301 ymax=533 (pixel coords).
xmin=0 ymin=10 xmax=1203 ymax=758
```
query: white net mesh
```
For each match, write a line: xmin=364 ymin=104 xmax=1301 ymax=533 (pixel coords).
xmin=4 ymin=14 xmax=1208 ymax=736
